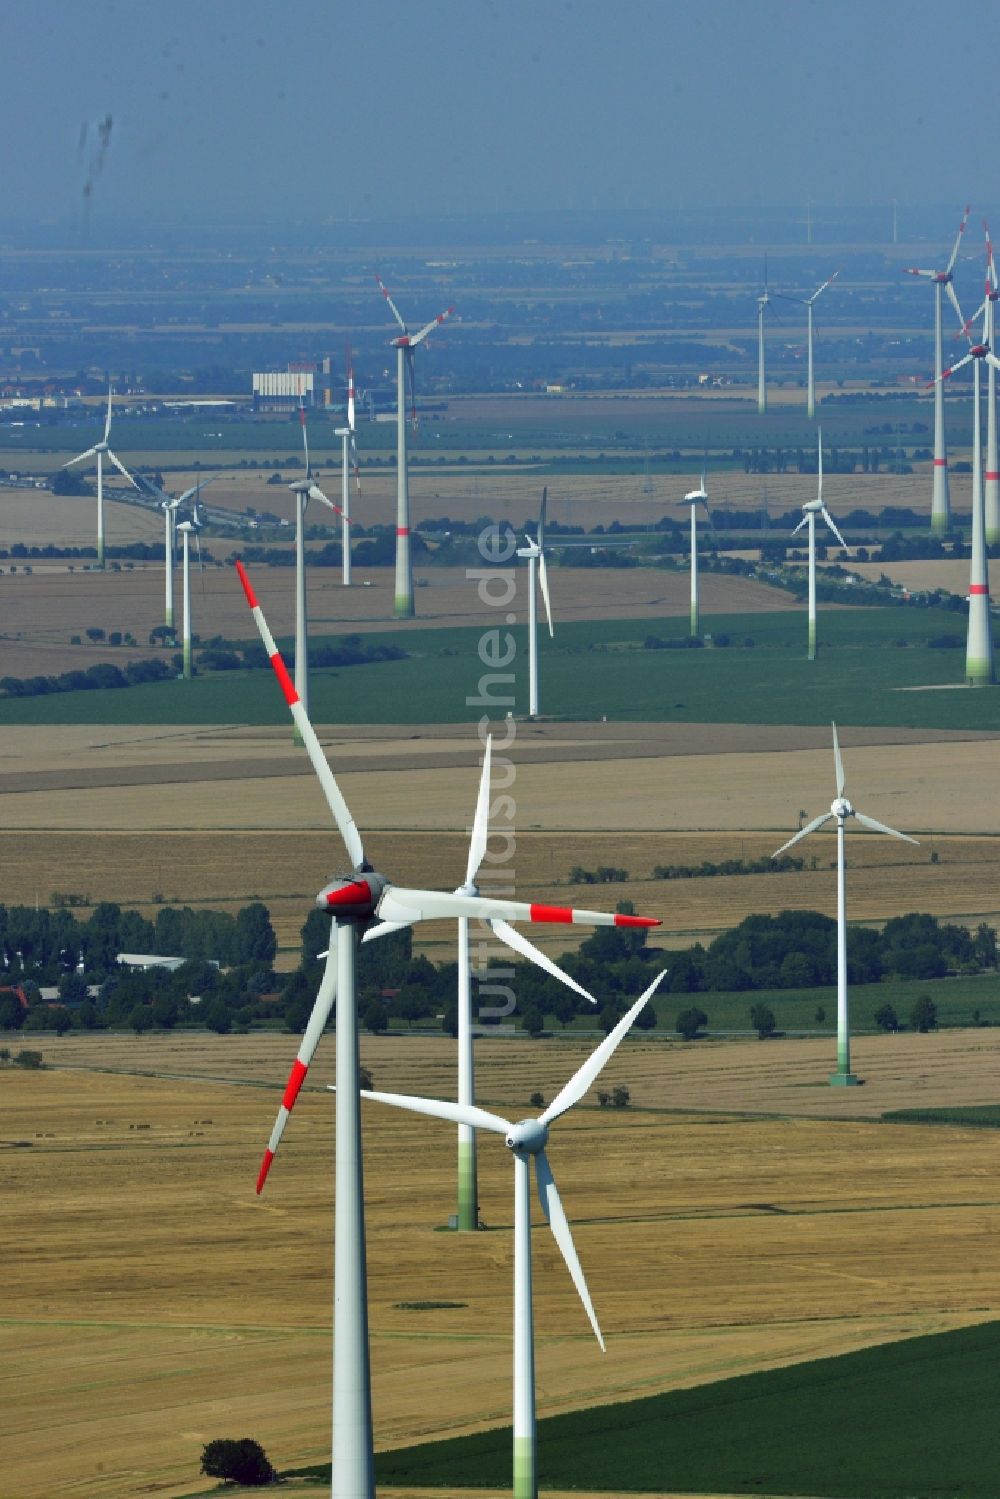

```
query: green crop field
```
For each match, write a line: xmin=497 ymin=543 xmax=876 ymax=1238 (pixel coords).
xmin=336 ymin=1319 xmax=1000 ymax=1497
xmin=4 ymin=607 xmax=1000 ymax=729
xmin=882 ymin=1104 xmax=1000 ymax=1129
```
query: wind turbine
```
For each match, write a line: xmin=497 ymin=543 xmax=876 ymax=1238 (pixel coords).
xmin=289 ymin=403 xmax=341 ymax=727
xmin=791 ymin=430 xmax=846 ymax=661
xmin=375 ymin=273 xmax=455 ymax=619
xmin=904 ymin=204 xmax=970 ymax=533
xmin=956 ymin=224 xmax=1000 ymax=547
xmin=756 ymin=257 xmax=775 ymax=415
xmin=333 ymin=355 xmax=361 ymax=586
xmin=773 ymin=724 xmax=917 ymax=1086
xmin=934 ymin=292 xmax=999 ymax=687
xmin=780 ymin=271 xmax=841 ymax=419
xmin=175 ymin=496 xmax=203 ymax=681
xmin=451 ymin=736 xmax=598 ymax=1231
xmin=679 ymin=477 xmax=713 ymax=638
xmin=138 ymin=475 xmax=219 ymax=633
xmin=516 ymin=488 xmax=553 ymax=719
xmin=236 ymin=560 xmax=661 ymax=1498
xmin=355 ymin=975 xmax=665 ymax=1499
xmin=62 ymin=385 xmax=137 ymax=568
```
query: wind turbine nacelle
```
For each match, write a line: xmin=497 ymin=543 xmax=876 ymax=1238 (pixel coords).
xmin=316 ymin=873 xmax=387 ymax=917
xmin=802 ymin=499 xmax=824 ymax=513
xmin=832 ymin=796 xmax=853 ymax=820
xmin=506 ymin=1119 xmax=549 ymax=1155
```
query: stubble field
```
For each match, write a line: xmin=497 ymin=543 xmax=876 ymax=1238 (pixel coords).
xmin=5 ymin=1029 xmax=1000 ymax=1499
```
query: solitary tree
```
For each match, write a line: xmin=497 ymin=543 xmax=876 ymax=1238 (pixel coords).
xmin=676 ymin=1006 xmax=708 ymax=1041
xmin=874 ymin=1003 xmax=899 ymax=1033
xmin=910 ymin=995 xmax=938 ymax=1034
xmin=199 ymin=1437 xmax=275 ymax=1487
xmin=750 ymin=1003 xmax=776 ymax=1040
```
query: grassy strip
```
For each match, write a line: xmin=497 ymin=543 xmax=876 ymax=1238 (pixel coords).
xmin=309 ymin=1319 xmax=1000 ymax=1497
xmin=882 ymin=1105 xmax=1000 ymax=1129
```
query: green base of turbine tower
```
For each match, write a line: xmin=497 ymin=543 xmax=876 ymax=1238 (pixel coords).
xmin=457 ymin=1140 xmax=478 ymax=1233
xmin=394 ymin=597 xmax=415 ymax=619
xmin=828 ymin=1071 xmax=861 ymax=1087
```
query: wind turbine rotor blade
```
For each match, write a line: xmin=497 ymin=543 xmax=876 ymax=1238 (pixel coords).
xmin=350 ymin=436 xmax=362 ymax=495
xmin=539 ymin=973 xmax=666 ymax=1127
xmin=347 ymin=357 xmax=356 ymax=432
xmin=234 ymin=561 xmax=366 ymax=869
xmin=106 ymin=450 xmax=137 ymax=488
xmin=490 ymin=918 xmax=597 ymax=1004
xmin=945 ymin=282 xmax=966 ymax=331
xmin=934 ymin=352 xmax=972 ymax=384
xmin=986 ymin=353 xmax=1000 ymax=373
xmin=374 ymin=272 xmax=408 ymax=333
xmin=535 ymin=1150 xmax=604 ymax=1349
xmin=820 ymin=507 xmax=847 ymax=548
xmin=409 ymin=305 xmax=456 ymax=347
xmin=356 ymin=1088 xmax=511 ymax=1136
xmin=465 ymin=735 xmax=493 ymax=888
xmin=903 ymin=268 xmax=936 ymax=279
xmin=308 ymin=482 xmax=339 ymax=514
xmin=103 ymin=387 xmax=113 ymax=443
xmin=832 ymin=722 xmax=845 ymax=798
xmin=810 ymin=268 xmax=842 ymax=303
xmin=853 ymin=811 xmax=919 ymax=845
xmin=537 ymin=550 xmax=554 ymax=638
xmin=64 ymin=446 xmax=99 ymax=468
xmin=772 ymin=811 xmax=834 ymax=858
xmin=791 ymin=514 xmax=809 ymax=536
xmin=299 ymin=404 xmax=311 ymax=477
xmin=538 ymin=486 xmax=547 ymax=551
xmin=945 ymin=204 xmax=971 ymax=276
xmin=257 ymin=929 xmax=338 ymax=1192
xmin=375 ymin=885 xmax=661 ymax=932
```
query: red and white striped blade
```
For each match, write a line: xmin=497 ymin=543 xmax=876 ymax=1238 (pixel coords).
xmin=809 ymin=268 xmax=841 ymax=303
xmin=375 ymin=272 xmax=407 ymax=334
xmin=377 ymin=884 xmax=660 ymax=930
xmin=257 ymin=927 xmax=338 ymax=1192
xmin=945 ymin=204 xmax=971 ymax=276
xmin=903 ymin=268 xmax=935 ymax=278
xmin=410 ymin=305 xmax=455 ymax=347
xmin=934 ymin=352 xmax=972 ymax=384
xmin=234 ymin=560 xmax=365 ymax=869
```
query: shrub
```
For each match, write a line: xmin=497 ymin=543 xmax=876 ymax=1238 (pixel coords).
xmin=529 ymin=1091 xmax=545 ymax=1109
xmin=14 ymin=1049 xmax=44 ymax=1069
xmin=910 ymin=995 xmax=938 ymax=1033
xmin=874 ymin=1003 xmax=899 ymax=1033
xmin=200 ymin=1437 xmax=275 ymax=1486
xmin=676 ymin=1006 xmax=708 ymax=1041
xmin=611 ymin=1085 xmax=630 ymax=1108
xmin=750 ymin=1003 xmax=776 ymax=1039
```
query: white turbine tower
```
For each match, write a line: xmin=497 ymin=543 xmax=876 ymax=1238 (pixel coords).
xmin=956 ymin=225 xmax=1000 ymax=547
xmin=904 ymin=205 xmax=970 ymax=534
xmin=756 ymin=257 xmax=775 ymax=415
xmin=289 ymin=404 xmax=341 ymax=728
xmin=516 ymin=488 xmax=553 ymax=719
xmin=780 ymin=270 xmax=841 ymax=419
xmin=356 ymin=975 xmax=665 ymax=1499
xmin=679 ymin=476 xmax=713 ymax=638
xmin=333 ymin=356 xmax=361 ymax=586
xmin=452 ymin=737 xmax=598 ymax=1231
xmin=791 ymin=430 xmax=846 ymax=661
xmin=773 ymin=724 xmax=917 ymax=1086
xmin=935 ymin=297 xmax=999 ymax=687
xmin=176 ymin=504 xmax=200 ymax=681
xmin=375 ymin=273 xmax=455 ymax=619
xmin=141 ymin=476 xmax=218 ymax=633
xmin=62 ymin=385 xmax=137 ymax=568
xmin=236 ymin=560 xmax=661 ymax=1499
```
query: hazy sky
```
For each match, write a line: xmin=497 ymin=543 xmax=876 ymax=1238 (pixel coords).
xmin=2 ymin=0 xmax=994 ymax=226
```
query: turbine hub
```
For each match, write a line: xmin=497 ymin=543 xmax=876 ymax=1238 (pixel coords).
xmin=506 ymin=1118 xmax=549 ymax=1156
xmin=832 ymin=796 xmax=852 ymax=820
xmin=316 ymin=872 xmax=387 ymax=920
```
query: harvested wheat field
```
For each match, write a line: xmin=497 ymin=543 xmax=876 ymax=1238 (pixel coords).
xmin=2 ymin=722 xmax=999 ymax=957
xmin=0 ymin=557 xmax=793 ymax=676
xmin=5 ymin=1030 xmax=1000 ymax=1498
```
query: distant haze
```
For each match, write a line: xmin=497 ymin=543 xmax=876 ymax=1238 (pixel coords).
xmin=2 ymin=0 xmax=996 ymax=231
